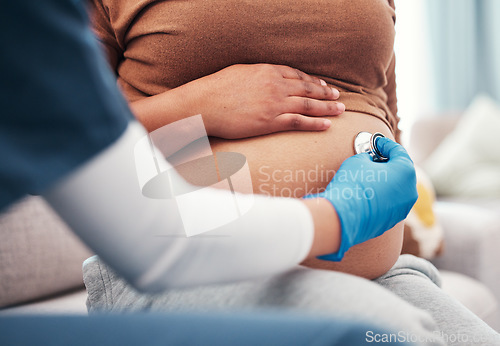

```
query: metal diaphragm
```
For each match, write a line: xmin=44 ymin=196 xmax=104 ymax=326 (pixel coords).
xmin=354 ymin=131 xmax=389 ymax=162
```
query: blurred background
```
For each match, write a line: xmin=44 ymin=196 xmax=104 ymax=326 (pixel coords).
xmin=394 ymin=0 xmax=500 ymax=200
xmin=395 ymin=0 xmax=500 ymax=140
xmin=394 ymin=3 xmax=500 ymax=330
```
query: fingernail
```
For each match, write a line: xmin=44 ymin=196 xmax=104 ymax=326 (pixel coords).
xmin=320 ymin=79 xmax=327 ymax=86
xmin=336 ymin=103 xmax=345 ymax=112
xmin=331 ymin=88 xmax=340 ymax=98
xmin=323 ymin=119 xmax=331 ymax=128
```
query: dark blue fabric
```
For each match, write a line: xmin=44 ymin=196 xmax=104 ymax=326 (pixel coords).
xmin=0 ymin=312 xmax=409 ymax=346
xmin=0 ymin=0 xmax=132 ymax=212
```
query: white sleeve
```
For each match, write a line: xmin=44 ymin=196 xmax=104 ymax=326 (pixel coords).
xmin=43 ymin=122 xmax=314 ymax=292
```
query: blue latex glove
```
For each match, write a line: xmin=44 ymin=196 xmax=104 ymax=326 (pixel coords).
xmin=304 ymin=137 xmax=418 ymax=261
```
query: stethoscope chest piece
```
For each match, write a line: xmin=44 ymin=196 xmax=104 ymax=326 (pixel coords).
xmin=354 ymin=132 xmax=389 ymax=162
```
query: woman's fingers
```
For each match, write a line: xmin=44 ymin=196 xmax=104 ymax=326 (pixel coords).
xmin=275 ymin=65 xmax=327 ymax=85
xmin=273 ymin=113 xmax=332 ymax=132
xmin=284 ymin=97 xmax=345 ymax=116
xmin=277 ymin=65 xmax=317 ymax=81
xmin=286 ymin=78 xmax=340 ymax=100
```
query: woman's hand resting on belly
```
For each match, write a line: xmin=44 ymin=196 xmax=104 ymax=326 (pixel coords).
xmin=209 ymin=111 xmax=405 ymax=279
xmin=130 ymin=64 xmax=345 ymax=137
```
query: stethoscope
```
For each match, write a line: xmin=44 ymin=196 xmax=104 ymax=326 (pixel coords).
xmin=354 ymin=131 xmax=389 ymax=162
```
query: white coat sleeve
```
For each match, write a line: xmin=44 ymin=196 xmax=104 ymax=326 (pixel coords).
xmin=43 ymin=122 xmax=314 ymax=292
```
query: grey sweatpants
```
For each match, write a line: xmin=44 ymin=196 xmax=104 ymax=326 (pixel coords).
xmin=375 ymin=255 xmax=499 ymax=345
xmin=83 ymin=255 xmax=499 ymax=345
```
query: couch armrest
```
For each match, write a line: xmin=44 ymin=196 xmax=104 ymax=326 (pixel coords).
xmin=431 ymin=202 xmax=500 ymax=303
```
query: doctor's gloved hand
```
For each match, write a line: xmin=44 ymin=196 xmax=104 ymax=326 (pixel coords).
xmin=304 ymin=137 xmax=418 ymax=261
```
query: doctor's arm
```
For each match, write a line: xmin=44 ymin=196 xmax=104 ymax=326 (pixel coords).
xmin=42 ymin=121 xmax=341 ymax=291
xmin=43 ymin=121 xmax=416 ymax=291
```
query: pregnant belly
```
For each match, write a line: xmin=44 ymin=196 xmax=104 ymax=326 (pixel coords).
xmin=209 ymin=111 xmax=395 ymax=197
xmin=208 ymin=110 xmax=403 ymax=279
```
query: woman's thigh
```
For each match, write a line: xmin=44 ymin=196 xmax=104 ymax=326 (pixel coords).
xmin=83 ymin=256 xmax=441 ymax=344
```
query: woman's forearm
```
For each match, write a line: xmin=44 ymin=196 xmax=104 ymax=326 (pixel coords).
xmin=130 ymin=86 xmax=197 ymax=133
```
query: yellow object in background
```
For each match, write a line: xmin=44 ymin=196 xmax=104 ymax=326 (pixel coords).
xmin=402 ymin=166 xmax=444 ymax=259
xmin=414 ymin=182 xmax=436 ymax=228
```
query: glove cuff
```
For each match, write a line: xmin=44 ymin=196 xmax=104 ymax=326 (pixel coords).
xmin=316 ymin=196 xmax=353 ymax=261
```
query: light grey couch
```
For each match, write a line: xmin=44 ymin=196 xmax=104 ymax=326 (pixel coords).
xmin=0 ymin=197 xmax=89 ymax=315
xmin=408 ymin=114 xmax=500 ymax=330
xmin=0 ymin=117 xmax=499 ymax=332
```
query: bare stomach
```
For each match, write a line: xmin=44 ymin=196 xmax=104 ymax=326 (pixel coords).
xmin=206 ymin=111 xmax=404 ymax=279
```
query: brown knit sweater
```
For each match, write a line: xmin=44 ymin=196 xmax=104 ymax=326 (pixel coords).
xmin=90 ymin=0 xmax=399 ymax=137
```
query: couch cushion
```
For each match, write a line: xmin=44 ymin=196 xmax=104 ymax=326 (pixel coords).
xmin=422 ymin=95 xmax=500 ymax=198
xmin=0 ymin=197 xmax=92 ymax=308
xmin=431 ymin=201 xmax=500 ymax=305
